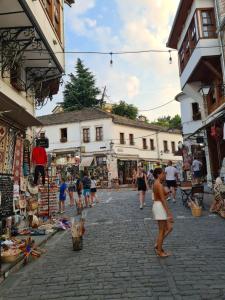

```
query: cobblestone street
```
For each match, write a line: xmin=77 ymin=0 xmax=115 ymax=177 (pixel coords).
xmin=1 ymin=189 xmax=225 ymax=300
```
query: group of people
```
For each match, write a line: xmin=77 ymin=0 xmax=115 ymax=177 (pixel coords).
xmin=133 ymin=161 xmax=179 ymax=210
xmin=59 ymin=171 xmax=98 ymax=214
xmin=132 ymin=161 xmax=179 ymax=258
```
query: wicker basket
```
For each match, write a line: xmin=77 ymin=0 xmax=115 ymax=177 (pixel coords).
xmin=1 ymin=253 xmax=20 ymax=263
xmin=191 ymin=206 xmax=202 ymax=217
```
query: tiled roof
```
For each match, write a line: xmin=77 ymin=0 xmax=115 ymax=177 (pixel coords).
xmin=37 ymin=108 xmax=181 ymax=134
xmin=37 ymin=108 xmax=110 ymax=125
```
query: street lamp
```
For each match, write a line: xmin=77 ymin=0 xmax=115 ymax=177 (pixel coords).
xmin=199 ymin=85 xmax=211 ymax=116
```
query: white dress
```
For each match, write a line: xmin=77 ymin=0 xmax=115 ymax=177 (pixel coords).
xmin=152 ymin=201 xmax=167 ymax=220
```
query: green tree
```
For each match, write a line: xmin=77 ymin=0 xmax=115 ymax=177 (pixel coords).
xmin=63 ymin=58 xmax=101 ymax=111
xmin=151 ymin=115 xmax=181 ymax=129
xmin=112 ymin=101 xmax=138 ymax=120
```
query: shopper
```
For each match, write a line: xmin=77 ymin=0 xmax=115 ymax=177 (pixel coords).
xmin=165 ymin=161 xmax=178 ymax=202
xmin=82 ymin=171 xmax=91 ymax=208
xmin=90 ymin=175 xmax=98 ymax=205
xmin=152 ymin=168 xmax=173 ymax=257
xmin=59 ymin=178 xmax=67 ymax=214
xmin=136 ymin=166 xmax=148 ymax=209
xmin=192 ymin=157 xmax=202 ymax=184
xmin=67 ymin=176 xmax=76 ymax=207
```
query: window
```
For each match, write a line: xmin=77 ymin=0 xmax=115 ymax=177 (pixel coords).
xmin=83 ymin=128 xmax=90 ymax=143
xmin=129 ymin=134 xmax=134 ymax=145
xmin=171 ymin=142 xmax=176 ymax=154
xmin=192 ymin=103 xmax=201 ymax=120
xmin=120 ymin=133 xmax=125 ymax=144
xmin=163 ymin=140 xmax=169 ymax=153
xmin=143 ymin=138 xmax=148 ymax=149
xmin=201 ymin=10 xmax=216 ymax=38
xmin=150 ymin=139 xmax=155 ymax=150
xmin=41 ymin=0 xmax=61 ymax=40
xmin=208 ymin=87 xmax=217 ymax=105
xmin=96 ymin=156 xmax=106 ymax=165
xmin=96 ymin=127 xmax=103 ymax=141
xmin=60 ymin=128 xmax=67 ymax=143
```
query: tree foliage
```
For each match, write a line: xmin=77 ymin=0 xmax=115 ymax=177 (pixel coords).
xmin=151 ymin=114 xmax=181 ymax=129
xmin=63 ymin=58 xmax=101 ymax=111
xmin=112 ymin=101 xmax=138 ymax=120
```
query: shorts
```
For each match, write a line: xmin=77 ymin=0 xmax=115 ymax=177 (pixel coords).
xmin=194 ymin=171 xmax=201 ymax=178
xmin=91 ymin=188 xmax=97 ymax=193
xmin=59 ymin=196 xmax=66 ymax=201
xmin=166 ymin=180 xmax=177 ymax=188
xmin=83 ymin=189 xmax=90 ymax=197
xmin=152 ymin=201 xmax=167 ymax=220
xmin=138 ymin=185 xmax=147 ymax=192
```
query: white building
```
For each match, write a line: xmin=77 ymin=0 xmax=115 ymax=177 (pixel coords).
xmin=167 ymin=0 xmax=225 ymax=182
xmin=37 ymin=108 xmax=182 ymax=184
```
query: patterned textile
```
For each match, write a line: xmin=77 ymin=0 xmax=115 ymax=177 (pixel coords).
xmin=4 ymin=128 xmax=16 ymax=174
xmin=0 ymin=124 xmax=8 ymax=173
xmin=13 ymin=137 xmax=24 ymax=184
xmin=23 ymin=139 xmax=30 ymax=176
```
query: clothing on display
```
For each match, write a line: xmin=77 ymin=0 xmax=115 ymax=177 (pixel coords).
xmin=34 ymin=165 xmax=45 ymax=185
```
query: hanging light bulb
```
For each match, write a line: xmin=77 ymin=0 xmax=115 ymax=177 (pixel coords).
xmin=110 ymin=52 xmax=113 ymax=66
xmin=168 ymin=50 xmax=172 ymax=64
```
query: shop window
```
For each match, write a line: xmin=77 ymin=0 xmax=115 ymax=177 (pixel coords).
xmin=143 ymin=138 xmax=148 ymax=149
xmin=96 ymin=156 xmax=107 ymax=165
xmin=192 ymin=102 xmax=201 ymax=121
xmin=129 ymin=134 xmax=134 ymax=145
xmin=83 ymin=128 xmax=90 ymax=143
xmin=150 ymin=139 xmax=155 ymax=150
xmin=96 ymin=127 xmax=103 ymax=141
xmin=60 ymin=128 xmax=67 ymax=143
xmin=201 ymin=10 xmax=216 ymax=38
xmin=163 ymin=140 xmax=169 ymax=153
xmin=171 ymin=141 xmax=176 ymax=154
xmin=120 ymin=133 xmax=125 ymax=144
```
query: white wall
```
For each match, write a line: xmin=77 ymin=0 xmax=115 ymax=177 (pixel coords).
xmin=25 ymin=0 xmax=65 ymax=71
xmin=177 ymin=93 xmax=203 ymax=136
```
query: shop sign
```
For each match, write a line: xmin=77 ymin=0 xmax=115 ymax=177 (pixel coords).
xmin=36 ymin=138 xmax=49 ymax=148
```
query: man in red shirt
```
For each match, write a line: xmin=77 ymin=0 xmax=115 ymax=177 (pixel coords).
xmin=32 ymin=145 xmax=47 ymax=185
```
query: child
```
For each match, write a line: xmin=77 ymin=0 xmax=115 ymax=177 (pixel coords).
xmin=59 ymin=178 xmax=67 ymax=214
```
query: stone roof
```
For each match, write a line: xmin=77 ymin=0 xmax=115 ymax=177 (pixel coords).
xmin=37 ymin=108 xmax=181 ymax=134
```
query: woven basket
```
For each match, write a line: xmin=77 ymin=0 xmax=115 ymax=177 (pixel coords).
xmin=1 ymin=253 xmax=20 ymax=263
xmin=191 ymin=206 xmax=202 ymax=217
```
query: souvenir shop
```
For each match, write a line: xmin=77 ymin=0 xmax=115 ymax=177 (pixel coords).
xmin=0 ymin=108 xmax=60 ymax=271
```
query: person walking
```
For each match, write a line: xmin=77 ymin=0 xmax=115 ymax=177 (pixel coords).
xmin=165 ymin=161 xmax=178 ymax=202
xmin=90 ymin=175 xmax=98 ymax=205
xmin=82 ymin=171 xmax=91 ymax=208
xmin=136 ymin=166 xmax=148 ymax=209
xmin=67 ymin=176 xmax=76 ymax=207
xmin=152 ymin=168 xmax=173 ymax=257
xmin=192 ymin=157 xmax=202 ymax=184
xmin=59 ymin=178 xmax=67 ymax=214
xmin=75 ymin=174 xmax=83 ymax=214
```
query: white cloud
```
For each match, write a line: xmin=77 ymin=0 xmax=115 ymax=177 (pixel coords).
xmin=126 ymin=76 xmax=140 ymax=98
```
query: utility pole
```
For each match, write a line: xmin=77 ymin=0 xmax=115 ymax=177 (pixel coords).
xmin=99 ymin=86 xmax=106 ymax=108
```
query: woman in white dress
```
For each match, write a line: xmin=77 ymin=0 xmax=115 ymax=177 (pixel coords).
xmin=152 ymin=168 xmax=173 ymax=257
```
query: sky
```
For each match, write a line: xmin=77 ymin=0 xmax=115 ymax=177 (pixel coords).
xmin=37 ymin=0 xmax=181 ymax=121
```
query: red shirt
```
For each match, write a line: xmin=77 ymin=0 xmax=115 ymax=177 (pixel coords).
xmin=32 ymin=146 xmax=47 ymax=166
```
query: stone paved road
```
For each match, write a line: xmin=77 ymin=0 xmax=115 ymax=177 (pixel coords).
xmin=1 ymin=189 xmax=225 ymax=300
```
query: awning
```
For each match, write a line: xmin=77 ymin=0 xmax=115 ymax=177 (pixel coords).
xmin=80 ymin=157 xmax=93 ymax=167
xmin=0 ymin=92 xmax=42 ymax=127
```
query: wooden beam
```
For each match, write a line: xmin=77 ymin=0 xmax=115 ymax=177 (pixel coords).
xmin=202 ymin=60 xmax=222 ymax=79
